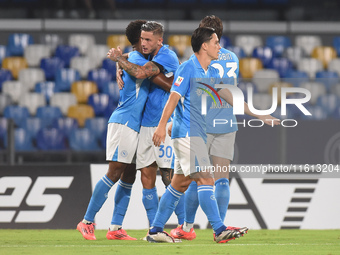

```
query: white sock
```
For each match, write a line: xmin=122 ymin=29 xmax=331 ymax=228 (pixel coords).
xmin=183 ymin=222 xmax=194 ymax=232
xmin=82 ymin=219 xmax=93 ymax=224
xmin=110 ymin=225 xmax=121 ymax=231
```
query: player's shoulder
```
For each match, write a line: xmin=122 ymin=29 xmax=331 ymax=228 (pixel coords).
xmin=157 ymin=45 xmax=178 ymax=61
xmin=128 ymin=51 xmax=146 ymax=62
xmin=219 ymin=47 xmax=239 ymax=62
xmin=177 ymin=57 xmax=195 ymax=74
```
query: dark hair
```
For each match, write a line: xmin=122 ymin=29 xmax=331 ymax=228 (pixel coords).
xmin=141 ymin=21 xmax=164 ymax=37
xmin=126 ymin=20 xmax=147 ymax=45
xmin=191 ymin=27 xmax=216 ymax=53
xmin=199 ymin=15 xmax=223 ymax=40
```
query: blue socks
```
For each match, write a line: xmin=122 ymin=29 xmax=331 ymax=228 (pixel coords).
xmin=215 ymin=178 xmax=230 ymax=222
xmin=84 ymin=175 xmax=114 ymax=222
xmin=174 ymin=193 xmax=185 ymax=225
xmin=150 ymin=184 xmax=183 ymax=233
xmin=111 ymin=180 xmax=133 ymax=226
xmin=197 ymin=185 xmax=225 ymax=235
xmin=142 ymin=187 xmax=159 ymax=227
xmin=184 ymin=181 xmax=199 ymax=224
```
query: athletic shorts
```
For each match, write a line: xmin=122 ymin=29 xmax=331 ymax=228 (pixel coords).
xmin=173 ymin=136 xmax=212 ymax=177
xmin=106 ymin=123 xmax=138 ymax=164
xmin=136 ymin=123 xmax=174 ymax=169
xmin=206 ymin=131 xmax=236 ymax=160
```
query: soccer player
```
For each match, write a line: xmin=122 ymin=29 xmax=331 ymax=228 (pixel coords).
xmin=107 ymin=21 xmax=185 ymax=229
xmin=170 ymin=15 xmax=247 ymax=241
xmin=77 ymin=20 xmax=171 ymax=241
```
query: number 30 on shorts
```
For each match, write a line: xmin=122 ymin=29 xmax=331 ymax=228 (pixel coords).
xmin=158 ymin=145 xmax=172 ymax=158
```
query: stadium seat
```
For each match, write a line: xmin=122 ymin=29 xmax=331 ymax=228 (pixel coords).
xmin=50 ymin=93 xmax=77 ymax=115
xmin=0 ymin=117 xmax=7 ymax=149
xmin=220 ymin=36 xmax=232 ymax=48
xmin=24 ymin=45 xmax=51 ymax=67
xmin=238 ymin=81 xmax=258 ymax=99
xmin=19 ymin=93 xmax=46 ymax=115
xmin=35 ymin=81 xmax=57 ymax=104
xmin=36 ymin=106 xmax=63 ymax=127
xmin=268 ymin=81 xmax=293 ymax=104
xmin=55 ymin=68 xmax=81 ymax=92
xmin=102 ymin=58 xmax=117 ymax=80
xmin=88 ymin=45 xmax=110 ymax=68
xmin=283 ymin=70 xmax=309 ymax=87
xmin=36 ymin=127 xmax=67 ymax=150
xmin=102 ymin=81 xmax=120 ymax=105
xmin=39 ymin=34 xmax=63 ymax=53
xmin=267 ymin=57 xmax=293 ymax=78
xmin=315 ymin=71 xmax=339 ymax=92
xmin=69 ymin=128 xmax=101 ymax=151
xmin=55 ymin=45 xmax=80 ymax=68
xmin=71 ymin=81 xmax=98 ymax=104
xmin=265 ymin=35 xmax=291 ymax=57
xmin=295 ymin=35 xmax=322 ymax=56
xmin=3 ymin=105 xmax=30 ymax=126
xmin=100 ymin=129 xmax=107 ymax=149
xmin=107 ymin=34 xmax=130 ymax=52
xmin=69 ymin=34 xmax=95 ymax=55
xmin=70 ymin=56 xmax=95 ymax=78
xmin=87 ymin=93 xmax=110 ymax=116
xmin=21 ymin=117 xmax=43 ymax=139
xmin=0 ymin=94 xmax=12 ymax=116
xmin=301 ymin=105 xmax=327 ymax=120
xmin=0 ymin=69 xmax=12 ymax=91
xmin=250 ymin=93 xmax=275 ymax=111
xmin=2 ymin=81 xmax=26 ymax=104
xmin=284 ymin=46 xmax=306 ymax=68
xmin=168 ymin=35 xmax=191 ymax=57
xmin=7 ymin=33 xmax=34 ymax=56
xmin=235 ymin=35 xmax=263 ymax=56
xmin=103 ymin=98 xmax=117 ymax=118
xmin=252 ymin=69 xmax=280 ymax=93
xmin=2 ymin=57 xmax=27 ymax=79
xmin=328 ymin=58 xmax=340 ymax=77
xmin=330 ymin=83 xmax=340 ymax=98
xmin=226 ymin=46 xmax=246 ymax=59
xmin=18 ymin=68 xmax=45 ymax=91
xmin=123 ymin=45 xmax=133 ymax=54
xmin=13 ymin=128 xmax=36 ymax=151
xmin=87 ymin=69 xmax=112 ymax=92
xmin=85 ymin=117 xmax=107 ymax=140
xmin=0 ymin=45 xmax=9 ymax=66
xmin=311 ymin=46 xmax=337 ymax=69
xmin=299 ymin=81 xmax=326 ymax=105
xmin=52 ymin=117 xmax=78 ymax=137
xmin=333 ymin=36 xmax=340 ymax=56
xmin=316 ymin=94 xmax=339 ymax=115
xmin=40 ymin=57 xmax=65 ymax=80
xmin=252 ymin=46 xmax=273 ymax=68
xmin=67 ymin=104 xmax=95 ymax=127
xmin=297 ymin=58 xmax=323 ymax=79
xmin=182 ymin=46 xmax=194 ymax=62
xmin=239 ymin=58 xmax=263 ymax=79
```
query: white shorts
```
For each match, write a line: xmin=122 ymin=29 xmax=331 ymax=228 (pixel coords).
xmin=206 ymin=131 xmax=236 ymax=160
xmin=136 ymin=123 xmax=174 ymax=169
xmin=173 ymin=136 xmax=212 ymax=177
xmin=106 ymin=123 xmax=138 ymax=164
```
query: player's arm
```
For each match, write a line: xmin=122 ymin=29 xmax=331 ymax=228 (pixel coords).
xmin=107 ymin=47 xmax=160 ymax=79
xmin=153 ymin=92 xmax=181 ymax=146
xmin=150 ymin=74 xmax=174 ymax=92
xmin=218 ymin=88 xmax=280 ymax=126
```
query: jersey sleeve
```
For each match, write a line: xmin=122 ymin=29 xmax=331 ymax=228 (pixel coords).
xmin=128 ymin=51 xmax=148 ymax=66
xmin=170 ymin=65 xmax=191 ymax=97
xmin=152 ymin=51 xmax=179 ymax=73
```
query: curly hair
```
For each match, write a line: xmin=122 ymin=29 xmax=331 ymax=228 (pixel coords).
xmin=199 ymin=15 xmax=223 ymax=40
xmin=125 ymin=20 xmax=147 ymax=45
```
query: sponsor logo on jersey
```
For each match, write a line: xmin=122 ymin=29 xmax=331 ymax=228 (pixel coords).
xmin=174 ymin=76 xmax=184 ymax=86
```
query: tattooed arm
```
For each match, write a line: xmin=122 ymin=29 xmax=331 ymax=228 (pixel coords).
xmin=107 ymin=46 xmax=160 ymax=79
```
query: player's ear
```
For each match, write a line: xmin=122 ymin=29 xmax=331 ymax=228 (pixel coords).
xmin=158 ymin=37 xmax=163 ymax=46
xmin=201 ymin=42 xmax=208 ymax=51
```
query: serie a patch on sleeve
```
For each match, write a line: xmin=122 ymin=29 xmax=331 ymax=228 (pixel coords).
xmin=174 ymin=76 xmax=184 ymax=86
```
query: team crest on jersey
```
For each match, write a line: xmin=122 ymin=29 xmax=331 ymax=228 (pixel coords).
xmin=174 ymin=76 xmax=184 ymax=86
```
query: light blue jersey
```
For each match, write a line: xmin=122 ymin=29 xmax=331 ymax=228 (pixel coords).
xmin=108 ymin=51 xmax=150 ymax=132
xmin=171 ymin=54 xmax=220 ymax=142
xmin=206 ymin=48 xmax=239 ymax=134
xmin=141 ymin=45 xmax=179 ymax=127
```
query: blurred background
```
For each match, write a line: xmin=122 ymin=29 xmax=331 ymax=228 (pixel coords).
xmin=0 ymin=0 xmax=340 ymax=165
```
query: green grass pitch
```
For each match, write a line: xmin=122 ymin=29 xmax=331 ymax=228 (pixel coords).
xmin=1 ymin=229 xmax=339 ymax=255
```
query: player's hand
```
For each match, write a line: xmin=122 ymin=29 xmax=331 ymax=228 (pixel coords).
xmin=153 ymin=126 xmax=166 ymax=147
xmin=116 ymin=62 xmax=124 ymax=89
xmin=167 ymin=122 xmax=173 ymax=137
xmin=258 ymin=115 xmax=280 ymax=126
xmin=107 ymin=46 xmax=123 ymax=62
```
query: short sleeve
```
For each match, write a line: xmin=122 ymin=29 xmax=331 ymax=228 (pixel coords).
xmin=170 ymin=65 xmax=191 ymax=97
